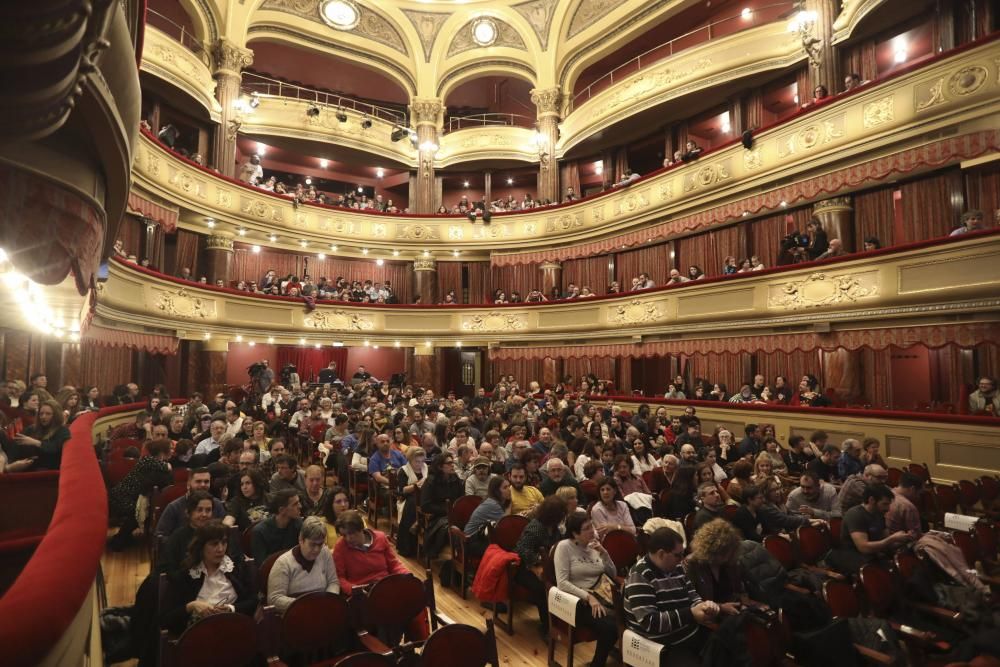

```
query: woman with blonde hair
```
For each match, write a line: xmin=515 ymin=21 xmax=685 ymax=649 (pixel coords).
xmin=752 ymin=452 xmax=781 ymax=487
xmin=244 ymin=420 xmax=270 ymax=460
xmin=684 ymin=518 xmax=753 ymax=613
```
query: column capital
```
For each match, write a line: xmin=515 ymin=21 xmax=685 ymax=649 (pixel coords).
xmin=204 ymin=234 xmax=235 ymax=252
xmin=530 ymin=86 xmax=563 ymax=118
xmin=539 ymin=260 xmax=562 ymax=271
xmin=410 ymin=98 xmax=444 ymax=128
xmin=813 ymin=196 xmax=853 ymax=214
xmin=210 ymin=39 xmax=253 ymax=77
xmin=413 ymin=257 xmax=437 ymax=272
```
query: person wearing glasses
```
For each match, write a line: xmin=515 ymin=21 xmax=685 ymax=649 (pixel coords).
xmin=266 ymin=516 xmax=340 ymax=615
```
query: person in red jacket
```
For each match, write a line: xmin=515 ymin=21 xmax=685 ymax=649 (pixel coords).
xmin=332 ymin=510 xmax=408 ymax=595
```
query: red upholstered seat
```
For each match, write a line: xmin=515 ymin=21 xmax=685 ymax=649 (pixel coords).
xmin=166 ymin=612 xmax=258 ymax=667
xmin=281 ymin=592 xmax=352 ymax=664
xmin=602 ymin=529 xmax=639 ymax=575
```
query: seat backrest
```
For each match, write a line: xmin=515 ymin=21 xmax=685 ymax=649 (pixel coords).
xmin=858 ymin=563 xmax=897 ymax=617
xmin=957 ymin=480 xmax=980 ymax=511
xmin=827 ymin=517 xmax=843 ymax=548
xmin=333 ymin=653 xmax=397 ymax=667
xmin=418 ymin=623 xmax=491 ymax=667
xmin=974 ymin=522 xmax=997 ymax=558
xmin=258 ymin=549 xmax=287 ymax=595
xmin=979 ymin=476 xmax=1000 ymax=502
xmin=580 ymin=480 xmax=599 ymax=504
xmin=646 ymin=468 xmax=666 ymax=494
xmin=364 ymin=573 xmax=428 ymax=630
xmin=173 ymin=613 xmax=258 ymax=667
xmin=282 ymin=592 xmax=351 ymax=657
xmin=492 ymin=515 xmax=529 ymax=551
xmin=795 ymin=524 xmax=831 ymax=565
xmin=950 ymin=530 xmax=978 ymax=568
xmin=823 ymin=579 xmax=861 ymax=618
xmin=602 ymin=529 xmax=640 ymax=573
xmin=887 ymin=468 xmax=903 ymax=487
xmin=934 ymin=485 xmax=960 ymax=513
xmin=449 ymin=495 xmax=483 ymax=530
xmin=908 ymin=463 xmax=930 ymax=482
xmin=762 ymin=535 xmax=796 ymax=570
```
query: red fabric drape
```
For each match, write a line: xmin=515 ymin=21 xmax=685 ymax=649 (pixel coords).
xmin=749 ymin=212 xmax=791 ymax=269
xmin=614 ymin=245 xmax=669 ymax=286
xmin=898 ymin=169 xmax=964 ymax=241
xmin=233 ymin=247 xmax=300 ymax=285
xmin=745 ymin=89 xmax=764 ymax=131
xmin=489 ymin=358 xmax=547 ymax=387
xmin=437 ymin=261 xmax=463 ymax=303
xmin=614 ymin=148 xmax=630 ymax=183
xmin=854 ymin=186 xmax=897 ymax=247
xmin=840 ymin=38 xmax=878 ymax=82
xmin=276 ymin=346 xmax=348 ymax=385
xmin=80 ymin=342 xmax=134 ymax=395
xmin=560 ymin=161 xmax=581 ymax=201
xmin=308 ymin=257 xmax=412 ymax=304
xmin=564 ymin=358 xmax=616 ymax=384
xmin=563 ymin=256 xmax=612 ymax=295
xmin=964 ymin=165 xmax=1000 ymax=220
xmin=795 ymin=66 xmax=811 ymax=103
xmin=676 ymin=223 xmax=746 ymax=278
xmin=488 ymin=263 xmax=540 ymax=300
xmin=466 ymin=262 xmax=490 ymax=304
xmin=174 ymin=229 xmax=200 ymax=278
xmin=755 ymin=349 xmax=821 ymax=389
xmin=682 ymin=353 xmax=754 ymax=391
xmin=117 ymin=215 xmax=143 ymax=258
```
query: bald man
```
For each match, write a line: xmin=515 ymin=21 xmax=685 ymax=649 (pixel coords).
xmin=833 ymin=464 xmax=889 ymax=516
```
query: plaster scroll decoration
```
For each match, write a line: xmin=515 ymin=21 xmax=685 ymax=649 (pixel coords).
xmin=947 ymin=65 xmax=988 ymax=96
xmin=259 ymin=0 xmax=407 ymax=55
xmin=448 ymin=226 xmax=464 ymax=240
xmin=318 ymin=217 xmax=333 ymax=232
xmin=530 ymin=87 xmax=562 ymax=116
xmin=460 ymin=133 xmax=512 ymax=149
xmin=743 ymin=149 xmax=762 ymax=171
xmin=614 ymin=190 xmax=650 ymax=216
xmin=590 ymin=59 xmax=712 ymax=118
xmin=683 ymin=162 xmax=732 ymax=193
xmin=545 ymin=213 xmax=584 ymax=233
xmin=592 ymin=205 xmax=605 ymax=222
xmin=304 ymin=310 xmax=374 ymax=331
xmin=915 ymin=77 xmax=946 ymax=111
xmin=863 ymin=96 xmax=894 ymax=128
xmin=768 ymin=271 xmax=879 ymax=310
xmin=512 ymin=0 xmax=557 ymax=50
xmin=145 ymin=151 xmax=161 ymax=178
xmin=410 ymin=98 xmax=444 ymax=126
xmin=462 ymin=312 xmax=528 ymax=332
xmin=240 ymin=196 xmax=274 ymax=220
xmin=522 ymin=221 xmax=537 ymax=235
xmin=217 ymin=190 xmax=234 ymax=209
xmin=371 ymin=223 xmax=387 ymax=238
xmin=412 ymin=258 xmax=436 ymax=272
xmin=154 ymin=288 xmax=216 ymax=320
xmin=401 ymin=10 xmax=449 ymax=62
xmin=567 ymin=0 xmax=619 ymax=39
xmin=657 ymin=180 xmax=674 ymax=201
xmin=331 ymin=218 xmax=356 ymax=235
xmin=167 ymin=168 xmax=207 ymax=199
xmin=608 ymin=300 xmax=664 ymax=325
xmin=448 ymin=18 xmax=527 ymax=57
xmin=209 ymin=39 xmax=253 ymax=75
xmin=204 ymin=235 xmax=234 ymax=252
xmin=776 ymin=117 xmax=844 ymax=157
xmin=396 ymin=224 xmax=440 ymax=240
xmin=294 ymin=212 xmax=308 ymax=228
xmin=149 ymin=42 xmax=202 ymax=80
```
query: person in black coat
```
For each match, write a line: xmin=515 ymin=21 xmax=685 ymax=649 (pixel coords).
xmin=159 ymin=520 xmax=255 ymax=636
xmin=805 ymin=218 xmax=829 ymax=260
xmin=419 ymin=452 xmax=464 ymax=560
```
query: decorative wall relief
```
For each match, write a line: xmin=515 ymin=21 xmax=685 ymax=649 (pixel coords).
xmin=768 ymin=271 xmax=879 ymax=309
xmin=153 ymin=288 xmax=215 ymax=319
xmin=462 ymin=312 xmax=528 ymax=331
xmin=304 ymin=310 xmax=374 ymax=331
xmin=863 ymin=96 xmax=894 ymax=128
xmin=608 ymin=300 xmax=664 ymax=325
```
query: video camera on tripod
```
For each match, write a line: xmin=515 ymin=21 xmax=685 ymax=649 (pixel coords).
xmin=247 ymin=362 xmax=266 ymax=379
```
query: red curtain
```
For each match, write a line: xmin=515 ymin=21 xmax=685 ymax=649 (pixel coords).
xmin=173 ymin=229 xmax=200 ymax=278
xmin=899 ymin=169 xmax=964 ymax=241
xmin=682 ymin=353 xmax=753 ymax=391
xmin=437 ymin=261 xmax=463 ymax=303
xmin=614 ymin=244 xmax=669 ymax=286
xmin=118 ymin=215 xmax=143 ymax=258
xmin=677 ymin=233 xmax=713 ymax=277
xmin=232 ymin=247 xmax=301 ymax=285
xmin=795 ymin=66 xmax=811 ymax=103
xmin=276 ymin=346 xmax=348 ymax=385
xmin=745 ymin=89 xmax=764 ymax=131
xmin=964 ymin=165 xmax=1000 ymax=220
xmin=853 ymin=186 xmax=897 ymax=248
xmin=80 ymin=342 xmax=134 ymax=395
xmin=560 ymin=161 xmax=581 ymax=200
xmin=614 ymin=148 xmax=630 ymax=182
xmin=309 ymin=257 xmax=412 ymax=304
xmin=466 ymin=262 xmax=490 ymax=304
xmin=563 ymin=256 xmax=612 ymax=295
xmin=488 ymin=263 xmax=540 ymax=300
xmin=564 ymin=358 xmax=616 ymax=384
xmin=749 ymin=212 xmax=788 ymax=269
xmin=755 ymin=349 xmax=821 ymax=389
xmin=840 ymin=39 xmax=878 ymax=82
xmin=489 ymin=358 xmax=547 ymax=386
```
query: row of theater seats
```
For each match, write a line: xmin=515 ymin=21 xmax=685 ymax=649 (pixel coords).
xmin=0 ymin=471 xmax=60 ymax=597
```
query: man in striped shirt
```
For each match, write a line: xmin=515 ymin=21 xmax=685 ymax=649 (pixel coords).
xmin=624 ymin=527 xmax=720 ymax=666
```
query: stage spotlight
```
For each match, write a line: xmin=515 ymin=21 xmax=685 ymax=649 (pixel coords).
xmin=336 ymin=107 xmax=348 ymax=123
xmin=361 ymin=114 xmax=373 ymax=129
xmin=306 ymin=104 xmax=320 ymax=117
xmin=391 ymin=127 xmax=407 ymax=142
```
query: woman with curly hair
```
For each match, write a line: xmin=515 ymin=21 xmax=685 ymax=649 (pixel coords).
xmin=684 ymin=518 xmax=753 ymax=614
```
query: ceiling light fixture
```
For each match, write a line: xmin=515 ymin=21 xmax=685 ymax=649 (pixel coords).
xmin=330 ymin=244 xmax=338 ymax=251
xmin=741 ymin=7 xmax=752 ymax=19
xmin=269 ymin=234 xmax=277 ymax=242
xmin=376 ymin=168 xmax=384 ymax=178
xmin=375 ymin=258 xmax=384 ymax=266
xmin=252 ymin=244 xmax=261 ymax=253
xmin=205 ymin=218 xmax=216 ymax=228
xmin=506 ymin=177 xmax=513 ymax=185
xmin=471 ymin=17 xmax=498 ymax=46
xmin=392 ymin=250 xmax=400 ymax=257
xmin=305 ymin=178 xmax=312 ymax=185
xmin=267 ymin=336 xmax=275 ymax=344
xmin=318 ymin=253 xmax=326 ymax=260
xmin=320 ymin=0 xmax=360 ymax=30
xmin=319 ymin=159 xmax=329 ymax=168
xmin=238 ymin=228 xmax=246 ymax=236
xmin=256 ymin=143 xmax=267 ymax=155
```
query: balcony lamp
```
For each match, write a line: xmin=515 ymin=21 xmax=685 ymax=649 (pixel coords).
xmin=336 ymin=107 xmax=348 ymax=123
xmin=361 ymin=115 xmax=373 ymax=129
xmin=306 ymin=104 xmax=321 ymax=117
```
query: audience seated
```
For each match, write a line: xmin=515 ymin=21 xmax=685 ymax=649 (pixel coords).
xmin=514 ymin=495 xmax=568 ymax=636
xmin=331 ymin=509 xmax=408 ymax=594
xmin=251 ymin=488 xmax=303 ymax=564
xmin=266 ymin=516 xmax=341 ymax=614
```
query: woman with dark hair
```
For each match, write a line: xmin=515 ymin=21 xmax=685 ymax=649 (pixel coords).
xmin=863 ymin=237 xmax=881 ymax=251
xmin=554 ymin=512 xmax=619 ymax=667
xmin=420 ymin=451 xmax=464 ymax=563
xmin=727 ymin=460 xmax=754 ymax=502
xmin=396 ymin=447 xmax=427 ymax=557
xmin=688 ymin=266 xmax=705 ymax=280
xmin=514 ymin=495 xmax=569 ymax=635
xmin=791 ymin=374 xmax=831 ymax=407
xmin=332 ymin=510 xmax=408 ymax=595
xmin=805 ymin=218 xmax=829 ymax=259
xmin=591 ymin=478 xmax=635 ymax=538
xmin=350 ymin=427 xmax=375 ymax=472
xmin=521 ymin=449 xmax=543 ymax=487
xmin=108 ymin=439 xmax=173 ymax=549
xmin=225 ymin=469 xmax=270 ymax=531
xmin=611 ymin=454 xmax=650 ymax=496
xmin=159 ymin=520 xmax=255 ymax=635
xmin=695 ymin=462 xmax=732 ymax=504
xmin=56 ymin=388 xmax=83 ymax=424
xmin=318 ymin=486 xmax=365 ymax=550
xmin=82 ymin=385 xmax=102 ymax=411
xmin=12 ymin=399 xmax=70 ymax=470
xmin=465 ymin=475 xmax=511 ymax=557
xmin=772 ymin=376 xmax=791 ymax=404
xmin=630 ymin=439 xmax=659 ymax=475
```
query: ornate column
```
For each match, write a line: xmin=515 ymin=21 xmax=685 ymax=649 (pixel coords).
xmin=540 ymin=260 xmax=562 ymax=298
xmin=412 ymin=257 xmax=438 ymax=304
xmin=530 ymin=86 xmax=562 ymax=203
xmin=822 ymin=348 xmax=862 ymax=403
xmin=802 ymin=0 xmax=839 ymax=96
xmin=411 ymin=345 xmax=440 ymax=393
xmin=812 ymin=196 xmax=855 ymax=252
xmin=210 ymin=39 xmax=253 ymax=177
xmin=201 ymin=234 xmax=234 ymax=285
xmin=195 ymin=337 xmax=229 ymax=397
xmin=410 ymin=98 xmax=443 ymax=213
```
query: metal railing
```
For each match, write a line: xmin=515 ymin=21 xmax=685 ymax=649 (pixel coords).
xmin=571 ymin=2 xmax=796 ymax=109
xmin=445 ymin=113 xmax=536 ymax=133
xmin=146 ymin=8 xmax=204 ymax=55
xmin=240 ymin=72 xmax=408 ymax=126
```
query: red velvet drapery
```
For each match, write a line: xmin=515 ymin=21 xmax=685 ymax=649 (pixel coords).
xmin=308 ymin=256 xmax=412 ymax=304
xmin=898 ymin=169 xmax=964 ymax=241
xmin=560 ymin=161 xmax=581 ymax=200
xmin=437 ymin=262 xmax=463 ymax=303
xmin=117 ymin=215 xmax=143 ymax=258
xmin=488 ymin=263 xmax=541 ymax=300
xmin=173 ymin=229 xmax=201 ymax=278
xmin=614 ymin=244 xmax=669 ymax=286
xmin=853 ymin=186 xmax=898 ymax=247
xmin=276 ymin=346 xmax=348 ymax=385
xmin=964 ymin=166 xmax=1000 ymax=219
xmin=466 ymin=262 xmax=490 ymax=304
xmin=839 ymin=38 xmax=878 ymax=82
xmin=564 ymin=357 xmax=617 ymax=384
xmin=677 ymin=223 xmax=747 ymax=277
xmin=80 ymin=342 xmax=134 ymax=395
xmin=232 ymin=247 xmax=300 ymax=285
xmin=749 ymin=212 xmax=791 ymax=269
xmin=563 ymin=255 xmax=612 ymax=295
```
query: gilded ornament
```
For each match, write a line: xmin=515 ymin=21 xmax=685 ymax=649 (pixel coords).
xmin=684 ymin=163 xmax=731 ymax=192
xmin=947 ymin=66 xmax=988 ymax=96
xmin=209 ymin=39 xmax=253 ymax=75
xmin=413 ymin=258 xmax=436 ymax=271
xmin=401 ymin=10 xmax=449 ymax=62
xmin=448 ymin=18 xmax=526 ymax=57
xmin=545 ymin=213 xmax=583 ymax=232
xmin=304 ymin=310 xmax=374 ymax=331
xmin=592 ymin=205 xmax=605 ymax=222
xmin=260 ymin=0 xmax=407 ymax=55
xmin=614 ymin=190 xmax=650 ymax=215
xmin=462 ymin=312 xmax=528 ymax=332
xmin=512 ymin=0 xmax=557 ymax=49
xmin=863 ymin=96 xmax=894 ymax=128
xmin=217 ymin=190 xmax=233 ymax=208
xmin=530 ymin=87 xmax=562 ymax=116
xmin=397 ymin=224 xmax=440 ymax=240
xmin=523 ymin=222 xmax=537 ymax=235
xmin=154 ymin=288 xmax=215 ymax=319
xmin=240 ymin=197 xmax=271 ymax=219
xmin=768 ymin=272 xmax=879 ymax=310
xmin=915 ymin=77 xmax=946 ymax=111
xmin=567 ymin=0 xmax=619 ymax=38
xmin=371 ymin=223 xmax=387 ymax=238
xmin=609 ymin=300 xmax=664 ymax=325
xmin=743 ymin=149 xmax=762 ymax=171
xmin=204 ymin=235 xmax=234 ymax=251
xmin=448 ymin=226 xmax=464 ymax=240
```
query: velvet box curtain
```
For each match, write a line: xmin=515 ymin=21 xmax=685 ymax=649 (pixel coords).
xmin=749 ymin=212 xmax=789 ymax=269
xmin=308 ymin=257 xmax=412 ymax=304
xmin=560 ymin=161 xmax=581 ymax=200
xmin=564 ymin=357 xmax=616 ymax=384
xmin=489 ymin=263 xmax=540 ymax=300
xmin=489 ymin=358 xmax=547 ymax=387
xmin=117 ymin=215 xmax=143 ymax=258
xmin=898 ymin=169 xmax=964 ymax=241
xmin=614 ymin=148 xmax=630 ymax=182
xmin=437 ymin=261 xmax=463 ymax=303
xmin=466 ymin=262 xmax=490 ymax=304
xmin=859 ymin=348 xmax=893 ymax=409
xmin=853 ymin=185 xmax=897 ymax=248
xmin=174 ymin=229 xmax=200 ymax=278
xmin=744 ymin=89 xmax=765 ymax=131
xmin=682 ymin=353 xmax=753 ymax=392
xmin=840 ymin=39 xmax=878 ymax=82
xmin=233 ymin=247 xmax=301 ymax=285
xmin=276 ymin=346 xmax=348 ymax=385
xmin=614 ymin=244 xmax=669 ymax=286
xmin=754 ymin=349 xmax=821 ymax=390
xmin=80 ymin=343 xmax=134 ymax=396
xmin=563 ymin=256 xmax=611 ymax=295
xmin=677 ymin=223 xmax=745 ymax=277
xmin=964 ymin=166 xmax=1000 ymax=219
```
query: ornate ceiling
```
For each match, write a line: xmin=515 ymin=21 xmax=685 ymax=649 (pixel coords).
xmin=175 ymin=0 xmax=704 ymax=102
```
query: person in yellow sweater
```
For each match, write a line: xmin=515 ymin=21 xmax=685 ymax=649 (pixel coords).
xmin=509 ymin=463 xmax=543 ymax=516
xmin=317 ymin=486 xmax=366 ymax=549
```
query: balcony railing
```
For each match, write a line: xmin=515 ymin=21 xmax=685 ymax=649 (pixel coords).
xmin=570 ymin=1 xmax=796 ymax=110
xmin=445 ymin=113 xmax=536 ymax=133
xmin=146 ymin=8 xmax=204 ymax=55
xmin=240 ymin=73 xmax=408 ymax=127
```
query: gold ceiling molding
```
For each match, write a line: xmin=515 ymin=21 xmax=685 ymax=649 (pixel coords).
xmin=190 ymin=0 xmax=220 ymax=42
xmin=400 ymin=9 xmax=450 ymax=62
xmin=437 ymin=59 xmax=538 ymax=98
xmin=257 ymin=0 xmax=409 ymax=56
xmin=448 ymin=17 xmax=527 ymax=57
xmin=566 ymin=0 xmax=619 ymax=39
xmin=245 ymin=24 xmax=417 ymax=94
xmin=512 ymin=0 xmax=558 ymax=50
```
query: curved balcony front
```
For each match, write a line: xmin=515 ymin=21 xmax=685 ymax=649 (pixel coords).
xmin=140 ymin=25 xmax=221 ymax=121
xmin=130 ymin=37 xmax=1000 ymax=256
xmin=95 ymin=231 xmax=1000 ymax=348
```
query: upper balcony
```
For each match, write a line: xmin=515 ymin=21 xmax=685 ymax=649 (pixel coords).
xmin=130 ymin=35 xmax=1000 ymax=257
xmin=140 ymin=18 xmax=221 ymax=122
xmin=95 ymin=230 xmax=1000 ymax=349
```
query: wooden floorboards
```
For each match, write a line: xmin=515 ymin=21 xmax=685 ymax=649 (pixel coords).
xmin=101 ymin=525 xmax=601 ymax=666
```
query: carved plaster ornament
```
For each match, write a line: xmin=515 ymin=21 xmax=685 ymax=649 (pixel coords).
xmin=397 ymin=224 xmax=440 ymax=240
xmin=260 ymin=0 xmax=408 ymax=55
xmin=609 ymin=300 xmax=664 ymax=325
xmin=947 ymin=66 xmax=988 ymax=96
xmin=448 ymin=18 xmax=526 ymax=56
xmin=768 ymin=272 xmax=879 ymax=310
xmin=567 ymin=0 xmax=619 ymax=38
xmin=463 ymin=312 xmax=528 ymax=331
xmin=401 ymin=9 xmax=449 ymax=62
xmin=916 ymin=77 xmax=946 ymax=111
xmin=154 ymin=288 xmax=215 ymax=319
xmin=863 ymin=96 xmax=894 ymax=128
xmin=512 ymin=0 xmax=557 ymax=49
xmin=304 ymin=310 xmax=374 ymax=331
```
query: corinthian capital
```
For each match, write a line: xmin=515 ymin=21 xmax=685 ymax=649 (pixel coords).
xmin=211 ymin=39 xmax=254 ymax=76
xmin=530 ymin=86 xmax=562 ymax=118
xmin=410 ymin=98 xmax=444 ymax=127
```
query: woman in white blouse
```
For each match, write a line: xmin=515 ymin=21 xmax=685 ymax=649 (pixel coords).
xmin=267 ymin=517 xmax=341 ymax=615
xmin=630 ymin=439 xmax=659 ymax=476
xmin=553 ymin=513 xmax=619 ymax=667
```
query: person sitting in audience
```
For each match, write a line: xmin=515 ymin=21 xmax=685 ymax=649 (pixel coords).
xmin=759 ymin=438 xmax=788 ymax=475
xmin=554 ymin=512 xmax=619 ymax=667
xmin=237 ymin=154 xmax=263 ymax=185
xmin=514 ymin=495 xmax=568 ymax=636
xmin=834 ymin=463 xmax=888 ymax=516
xmin=687 ymin=266 xmax=705 ymax=280
xmin=624 ymin=526 xmax=719 ymax=666
xmin=270 ymin=454 xmax=306 ymax=495
xmin=863 ymin=237 xmax=881 ymax=251
xmin=782 ymin=435 xmax=812 ymax=475
xmin=159 ymin=490 xmax=244 ymax=574
xmin=108 ymin=439 xmax=173 ymax=550
xmin=251 ymin=488 xmax=303 ymax=565
xmin=465 ymin=456 xmax=494 ymax=498
xmin=808 ymin=443 xmax=842 ymax=483
xmin=843 ymin=72 xmax=865 ymax=91
xmin=635 ymin=272 xmax=655 ymax=289
xmin=886 ymin=472 xmax=924 ymax=536
xmin=837 ymin=438 xmax=866 ymax=480
xmin=817 ymin=238 xmax=846 ymax=259
xmin=725 ymin=460 xmax=753 ymax=502
xmin=968 ymin=376 xmax=1000 ymax=415
xmin=332 ymin=509 xmax=408 ymax=595
xmin=5 ymin=399 xmax=68 ymax=471
xmin=266 ymin=516 xmax=340 ymax=615
xmin=828 ymin=484 xmax=912 ymax=573
xmin=791 ymin=374 xmax=831 ymax=407
xmin=684 ymin=519 xmax=755 ymax=614
xmin=786 ymin=471 xmax=837 ymax=519
xmin=591 ymin=478 xmax=636 ymax=538
xmin=509 ymin=462 xmax=544 ymax=515
xmin=805 ymin=84 xmax=829 ymax=107
xmin=692 ymin=482 xmax=727 ymax=533
xmin=804 ymin=218 xmax=829 ymax=259
xmin=394 ymin=447 xmax=426 ymax=557
xmin=540 ymin=458 xmax=582 ymax=500
xmin=732 ymin=484 xmax=822 ymax=542
xmin=465 ymin=475 xmax=511 ymax=558
xmin=681 ymin=140 xmax=703 ymax=162
xmin=612 ymin=454 xmax=650 ymax=497
xmin=751 ymin=453 xmax=781 ymax=488
xmin=225 ymin=469 xmax=269 ymax=531
xmin=159 ymin=520 xmax=255 ymax=636
xmin=950 ymin=209 xmax=985 ymax=236
xmin=420 ymin=451 xmax=464 ymax=562
xmin=301 ymin=465 xmax=328 ymax=515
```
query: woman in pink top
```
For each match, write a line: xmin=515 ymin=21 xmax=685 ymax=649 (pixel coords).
xmin=590 ymin=478 xmax=636 ymax=539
